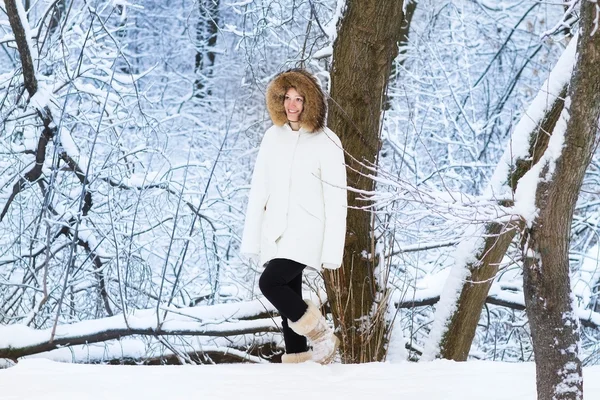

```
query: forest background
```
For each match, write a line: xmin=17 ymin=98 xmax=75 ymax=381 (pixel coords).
xmin=1 ymin=1 xmax=600 ymax=397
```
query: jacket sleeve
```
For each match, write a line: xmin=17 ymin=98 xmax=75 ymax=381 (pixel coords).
xmin=240 ymin=130 xmax=271 ymax=259
xmin=320 ymin=130 xmax=348 ymax=269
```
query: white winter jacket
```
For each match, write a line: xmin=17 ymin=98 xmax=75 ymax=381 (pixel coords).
xmin=240 ymin=123 xmax=347 ymax=270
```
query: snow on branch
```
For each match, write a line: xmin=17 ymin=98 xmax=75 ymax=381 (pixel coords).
xmin=0 ymin=298 xmax=281 ymax=360
xmin=2 ymin=0 xmax=61 ymax=222
xmin=346 ymin=157 xmax=513 ymax=226
xmin=33 ymin=335 xmax=274 ymax=364
xmin=487 ymin=34 xmax=578 ymax=202
xmin=541 ymin=0 xmax=580 ymax=38
xmin=394 ymin=283 xmax=600 ymax=329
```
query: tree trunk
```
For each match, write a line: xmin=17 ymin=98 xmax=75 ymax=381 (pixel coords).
xmin=425 ymin=34 xmax=577 ymax=361
xmin=435 ymin=84 xmax=568 ymax=361
xmin=324 ymin=0 xmax=408 ymax=363
xmin=522 ymin=4 xmax=600 ymax=398
xmin=194 ymin=0 xmax=220 ymax=98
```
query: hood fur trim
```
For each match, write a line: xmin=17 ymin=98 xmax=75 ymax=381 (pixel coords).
xmin=266 ymin=69 xmax=327 ymax=133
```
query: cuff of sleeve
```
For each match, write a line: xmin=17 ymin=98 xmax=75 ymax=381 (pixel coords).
xmin=322 ymin=262 xmax=341 ymax=270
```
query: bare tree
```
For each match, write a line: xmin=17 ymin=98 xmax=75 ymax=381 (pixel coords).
xmin=521 ymin=2 xmax=600 ymax=398
xmin=424 ymin=37 xmax=575 ymax=360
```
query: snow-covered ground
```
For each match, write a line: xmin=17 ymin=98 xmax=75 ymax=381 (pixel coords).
xmin=2 ymin=358 xmax=600 ymax=399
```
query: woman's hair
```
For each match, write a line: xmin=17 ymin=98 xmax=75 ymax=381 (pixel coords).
xmin=266 ymin=69 xmax=327 ymax=132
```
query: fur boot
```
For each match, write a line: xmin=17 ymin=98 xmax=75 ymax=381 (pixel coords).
xmin=288 ymin=300 xmax=339 ymax=364
xmin=281 ymin=350 xmax=313 ymax=364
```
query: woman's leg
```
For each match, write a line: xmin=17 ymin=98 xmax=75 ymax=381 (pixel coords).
xmin=280 ymin=271 xmax=308 ymax=354
xmin=259 ymin=258 xmax=308 ymax=354
xmin=259 ymin=258 xmax=307 ymax=321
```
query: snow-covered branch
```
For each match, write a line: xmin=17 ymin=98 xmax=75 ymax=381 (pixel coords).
xmin=395 ymin=283 xmax=600 ymax=329
xmin=0 ymin=298 xmax=282 ymax=360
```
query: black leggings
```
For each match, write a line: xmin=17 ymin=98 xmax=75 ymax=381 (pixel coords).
xmin=259 ymin=258 xmax=309 ymax=354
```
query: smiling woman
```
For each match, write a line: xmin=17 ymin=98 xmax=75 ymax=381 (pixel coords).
xmin=284 ymin=87 xmax=304 ymax=129
xmin=240 ymin=69 xmax=347 ymax=365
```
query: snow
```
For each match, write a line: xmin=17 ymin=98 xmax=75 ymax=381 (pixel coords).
xmin=488 ymin=283 xmax=525 ymax=306
xmin=122 ymin=171 xmax=165 ymax=187
xmin=28 ymin=84 xmax=52 ymax=112
xmin=0 ymin=298 xmax=283 ymax=350
xmin=1 ymin=358 xmax=600 ymax=399
xmin=512 ymin=165 xmax=540 ymax=226
xmin=2 ymin=2 xmax=600 ymax=398
xmin=13 ymin=292 xmax=600 ymax=399
xmin=573 ymin=243 xmax=600 ymax=309
xmin=31 ymin=337 xmax=269 ymax=365
xmin=541 ymin=0 xmax=579 ymax=38
xmin=555 ymin=360 xmax=583 ymax=397
xmin=421 ymin=225 xmax=483 ymax=361
xmin=514 ymin=95 xmax=570 ymax=227
xmin=482 ymin=34 xmax=578 ymax=227
xmin=15 ymin=0 xmax=36 ymax=64
xmin=385 ymin=309 xmax=408 ymax=362
xmin=591 ymin=2 xmax=600 ymax=37
xmin=401 ymin=268 xmax=450 ymax=303
xmin=59 ymin=126 xmax=80 ymax=159
xmin=313 ymin=45 xmax=332 ymax=59
xmin=76 ymin=223 xmax=109 ymax=257
xmin=325 ymin=0 xmax=347 ymax=41
xmin=486 ymin=34 xmax=578 ymax=201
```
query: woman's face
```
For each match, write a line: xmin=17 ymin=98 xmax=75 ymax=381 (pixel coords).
xmin=284 ymin=87 xmax=304 ymax=123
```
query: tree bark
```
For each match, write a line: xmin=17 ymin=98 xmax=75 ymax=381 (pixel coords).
xmin=5 ymin=0 xmax=37 ymax=96
xmin=522 ymin=4 xmax=600 ymax=398
xmin=324 ymin=0 xmax=408 ymax=363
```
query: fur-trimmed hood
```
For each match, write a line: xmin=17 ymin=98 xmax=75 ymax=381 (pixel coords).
xmin=266 ymin=69 xmax=327 ymax=133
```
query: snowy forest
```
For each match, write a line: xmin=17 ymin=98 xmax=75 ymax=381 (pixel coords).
xmin=1 ymin=0 xmax=600 ymax=399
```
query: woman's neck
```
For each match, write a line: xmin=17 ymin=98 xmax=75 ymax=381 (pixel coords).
xmin=289 ymin=121 xmax=300 ymax=131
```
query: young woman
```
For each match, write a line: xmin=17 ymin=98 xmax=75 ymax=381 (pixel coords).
xmin=240 ymin=69 xmax=347 ymax=364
